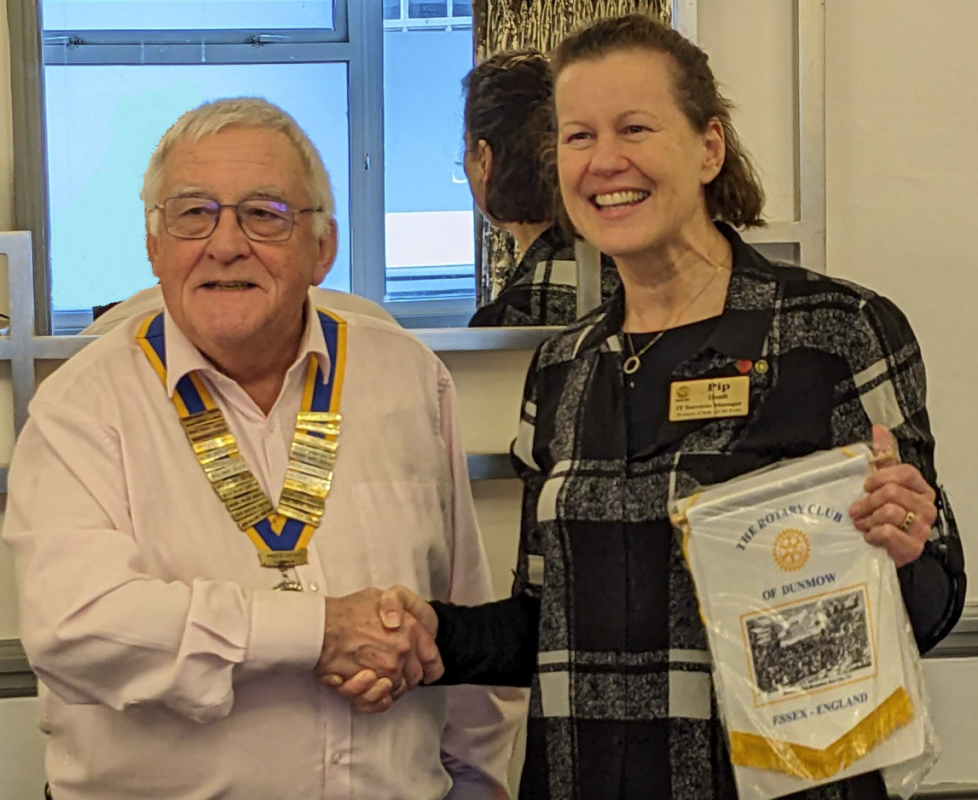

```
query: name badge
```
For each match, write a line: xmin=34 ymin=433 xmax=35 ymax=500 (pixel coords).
xmin=669 ymin=376 xmax=750 ymax=422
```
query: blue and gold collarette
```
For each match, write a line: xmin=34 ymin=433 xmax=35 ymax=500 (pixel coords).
xmin=136 ymin=309 xmax=347 ymax=569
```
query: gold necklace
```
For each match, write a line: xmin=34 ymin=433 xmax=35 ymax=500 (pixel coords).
xmin=136 ymin=309 xmax=347 ymax=591
xmin=622 ymin=262 xmax=725 ymax=376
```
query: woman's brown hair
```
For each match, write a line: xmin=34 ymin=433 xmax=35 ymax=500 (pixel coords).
xmin=552 ymin=14 xmax=766 ymax=228
xmin=463 ymin=50 xmax=556 ymax=224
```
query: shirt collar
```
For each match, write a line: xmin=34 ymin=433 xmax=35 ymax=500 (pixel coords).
xmin=581 ymin=221 xmax=778 ymax=362
xmin=520 ymin=224 xmax=565 ymax=264
xmin=161 ymin=297 xmax=331 ymax=398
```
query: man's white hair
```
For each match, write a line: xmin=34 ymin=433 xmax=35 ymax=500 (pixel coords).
xmin=142 ymin=97 xmax=334 ymax=237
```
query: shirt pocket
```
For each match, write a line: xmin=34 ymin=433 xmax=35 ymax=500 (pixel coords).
xmin=352 ymin=481 xmax=451 ymax=601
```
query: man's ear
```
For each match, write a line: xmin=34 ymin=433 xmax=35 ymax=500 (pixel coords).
xmin=147 ymin=219 xmax=161 ymax=279
xmin=313 ymin=217 xmax=339 ymax=285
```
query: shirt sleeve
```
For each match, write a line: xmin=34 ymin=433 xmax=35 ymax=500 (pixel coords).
xmin=433 ymin=363 xmax=527 ymax=800
xmin=1 ymin=399 xmax=326 ymax=724
xmin=432 ymin=595 xmax=538 ymax=687
xmin=830 ymin=294 xmax=966 ymax=652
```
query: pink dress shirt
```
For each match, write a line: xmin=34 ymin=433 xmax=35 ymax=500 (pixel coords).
xmin=2 ymin=301 xmax=525 ymax=800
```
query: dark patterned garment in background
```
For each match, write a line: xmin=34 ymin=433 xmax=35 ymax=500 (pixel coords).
xmin=434 ymin=223 xmax=965 ymax=800
xmin=469 ymin=225 xmax=620 ymax=327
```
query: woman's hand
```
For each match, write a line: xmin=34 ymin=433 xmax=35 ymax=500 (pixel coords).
xmin=849 ymin=425 xmax=936 ymax=567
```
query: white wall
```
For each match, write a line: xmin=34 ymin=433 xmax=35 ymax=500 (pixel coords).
xmin=0 ymin=698 xmax=46 ymax=797
xmin=825 ymin=0 xmax=978 ymax=575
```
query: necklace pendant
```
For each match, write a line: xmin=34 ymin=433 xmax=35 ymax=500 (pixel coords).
xmin=623 ymin=355 xmax=642 ymax=375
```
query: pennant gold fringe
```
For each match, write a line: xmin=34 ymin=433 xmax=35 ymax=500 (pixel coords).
xmin=728 ymin=686 xmax=914 ymax=781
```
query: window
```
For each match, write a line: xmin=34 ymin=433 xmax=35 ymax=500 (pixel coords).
xmin=31 ymin=0 xmax=476 ymax=332
xmin=382 ymin=1 xmax=474 ymax=307
xmin=44 ymin=62 xmax=353 ymax=315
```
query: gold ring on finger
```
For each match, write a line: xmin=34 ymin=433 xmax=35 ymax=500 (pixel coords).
xmin=899 ymin=511 xmax=915 ymax=532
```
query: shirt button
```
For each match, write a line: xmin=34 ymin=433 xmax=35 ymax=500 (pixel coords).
xmin=309 ymin=582 xmax=320 ymax=593
xmin=331 ymin=750 xmax=348 ymax=765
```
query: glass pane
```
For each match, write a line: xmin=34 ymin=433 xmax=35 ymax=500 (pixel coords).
xmin=408 ymin=1 xmax=447 ymax=20
xmin=41 ymin=0 xmax=334 ymax=31
xmin=452 ymin=1 xmax=473 ymax=16
xmin=44 ymin=62 xmax=352 ymax=320
xmin=383 ymin=26 xmax=474 ymax=301
xmin=383 ymin=0 xmax=401 ymax=20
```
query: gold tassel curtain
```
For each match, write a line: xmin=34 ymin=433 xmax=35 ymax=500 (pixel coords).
xmin=472 ymin=0 xmax=671 ymax=306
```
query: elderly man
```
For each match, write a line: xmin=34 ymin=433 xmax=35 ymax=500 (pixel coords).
xmin=2 ymin=98 xmax=523 ymax=800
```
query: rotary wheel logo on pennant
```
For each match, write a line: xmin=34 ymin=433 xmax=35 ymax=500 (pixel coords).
xmin=772 ymin=528 xmax=810 ymax=572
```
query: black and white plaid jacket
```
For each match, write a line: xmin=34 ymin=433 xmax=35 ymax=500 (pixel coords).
xmin=469 ymin=225 xmax=620 ymax=327
xmin=500 ymin=224 xmax=965 ymax=800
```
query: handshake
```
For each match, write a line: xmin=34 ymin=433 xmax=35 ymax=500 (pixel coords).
xmin=315 ymin=585 xmax=442 ymax=713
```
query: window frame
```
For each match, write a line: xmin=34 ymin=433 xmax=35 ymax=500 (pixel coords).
xmin=10 ymin=0 xmax=477 ymax=334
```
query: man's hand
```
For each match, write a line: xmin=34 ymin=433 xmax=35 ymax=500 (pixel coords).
xmin=315 ymin=587 xmax=442 ymax=703
xmin=319 ymin=585 xmax=443 ymax=713
xmin=849 ymin=425 xmax=936 ymax=567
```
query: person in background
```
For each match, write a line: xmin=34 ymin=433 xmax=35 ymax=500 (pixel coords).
xmin=465 ymin=50 xmax=619 ymax=327
xmin=329 ymin=15 xmax=965 ymax=800
xmin=2 ymin=96 xmax=523 ymax=800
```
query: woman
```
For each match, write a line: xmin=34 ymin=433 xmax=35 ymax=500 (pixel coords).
xmin=332 ymin=16 xmax=965 ymax=800
xmin=463 ymin=50 xmax=619 ymax=326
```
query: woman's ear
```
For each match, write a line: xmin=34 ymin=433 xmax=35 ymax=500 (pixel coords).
xmin=701 ymin=118 xmax=726 ymax=184
xmin=478 ymin=139 xmax=493 ymax=184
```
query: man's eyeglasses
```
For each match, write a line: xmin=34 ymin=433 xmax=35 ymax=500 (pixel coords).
xmin=150 ymin=196 xmax=324 ymax=242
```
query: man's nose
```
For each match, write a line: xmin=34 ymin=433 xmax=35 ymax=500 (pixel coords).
xmin=204 ymin=207 xmax=251 ymax=263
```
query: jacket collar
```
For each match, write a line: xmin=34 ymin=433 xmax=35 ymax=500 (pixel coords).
xmin=577 ymin=222 xmax=778 ymax=364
